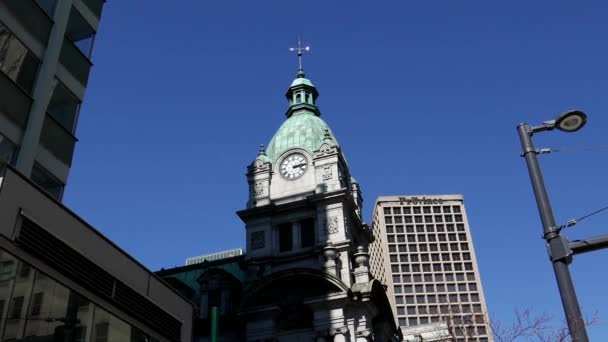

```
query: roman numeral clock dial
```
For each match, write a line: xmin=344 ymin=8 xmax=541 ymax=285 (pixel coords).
xmin=280 ymin=153 xmax=307 ymax=180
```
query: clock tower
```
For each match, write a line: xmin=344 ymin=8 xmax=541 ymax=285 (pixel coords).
xmin=237 ymin=53 xmax=399 ymax=341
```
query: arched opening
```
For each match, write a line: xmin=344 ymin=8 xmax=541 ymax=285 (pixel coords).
xmin=295 ymin=93 xmax=302 ymax=104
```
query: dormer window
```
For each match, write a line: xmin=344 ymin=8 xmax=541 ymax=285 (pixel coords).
xmin=278 ymin=218 xmax=315 ymax=253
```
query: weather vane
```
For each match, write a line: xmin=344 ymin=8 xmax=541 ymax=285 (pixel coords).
xmin=289 ymin=35 xmax=310 ymax=76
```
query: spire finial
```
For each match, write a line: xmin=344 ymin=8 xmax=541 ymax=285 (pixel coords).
xmin=289 ymin=35 xmax=310 ymax=78
xmin=323 ymin=129 xmax=332 ymax=140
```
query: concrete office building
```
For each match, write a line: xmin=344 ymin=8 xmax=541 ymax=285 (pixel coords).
xmin=370 ymin=195 xmax=492 ymax=342
xmin=0 ymin=0 xmax=104 ymax=200
xmin=0 ymin=2 xmax=195 ymax=341
xmin=0 ymin=161 xmax=193 ymax=341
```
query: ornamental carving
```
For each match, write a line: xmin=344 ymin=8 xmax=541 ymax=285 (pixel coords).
xmin=322 ymin=166 xmax=333 ymax=180
xmin=254 ymin=181 xmax=264 ymax=195
xmin=324 ymin=216 xmax=339 ymax=235
xmin=251 ymin=231 xmax=265 ymax=250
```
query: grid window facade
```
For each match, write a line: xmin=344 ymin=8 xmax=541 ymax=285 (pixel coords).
xmin=370 ymin=195 xmax=492 ymax=342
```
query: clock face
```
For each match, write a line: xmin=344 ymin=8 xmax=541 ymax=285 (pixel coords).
xmin=280 ymin=153 xmax=308 ymax=180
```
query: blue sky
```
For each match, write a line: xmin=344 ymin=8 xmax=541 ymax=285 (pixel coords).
xmin=64 ymin=0 xmax=608 ymax=338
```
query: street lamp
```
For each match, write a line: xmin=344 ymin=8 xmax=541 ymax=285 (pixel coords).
xmin=517 ymin=111 xmax=589 ymax=342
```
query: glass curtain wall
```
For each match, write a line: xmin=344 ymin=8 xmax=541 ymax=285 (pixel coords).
xmin=0 ymin=248 xmax=160 ymax=342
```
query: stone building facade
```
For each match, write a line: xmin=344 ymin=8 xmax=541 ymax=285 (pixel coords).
xmin=159 ymin=68 xmax=400 ymax=341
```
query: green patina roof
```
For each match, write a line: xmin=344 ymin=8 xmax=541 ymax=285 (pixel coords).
xmin=290 ymin=77 xmax=315 ymax=87
xmin=266 ymin=112 xmax=338 ymax=162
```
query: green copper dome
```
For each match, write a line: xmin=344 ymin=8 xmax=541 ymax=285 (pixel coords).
xmin=266 ymin=112 xmax=338 ymax=162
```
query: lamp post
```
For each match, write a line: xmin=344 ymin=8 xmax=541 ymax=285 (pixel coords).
xmin=517 ymin=110 xmax=589 ymax=342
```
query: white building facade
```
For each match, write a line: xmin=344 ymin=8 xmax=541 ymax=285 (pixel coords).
xmin=370 ymin=195 xmax=492 ymax=342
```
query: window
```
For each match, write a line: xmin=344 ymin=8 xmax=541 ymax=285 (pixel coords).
xmin=392 ymin=275 xmax=401 ymax=283
xmin=278 ymin=223 xmax=292 ymax=252
xmin=453 ymin=206 xmax=461 ymax=213
xmin=0 ymin=133 xmax=17 ymax=164
xmin=443 ymin=206 xmax=451 ymax=213
xmin=393 ymin=207 xmax=401 ymax=214
xmin=383 ymin=208 xmax=391 ymax=215
xmin=385 ymin=216 xmax=393 ymax=224
xmin=0 ymin=23 xmax=39 ymax=93
xmin=396 ymin=225 xmax=404 ymax=233
xmin=423 ymin=206 xmax=431 ymax=213
xmin=29 ymin=292 xmax=43 ymax=316
xmin=404 ymin=207 xmax=411 ymax=214
xmin=394 ymin=216 xmax=402 ymax=224
xmin=300 ymin=218 xmax=315 ymax=248
xmin=47 ymin=81 xmax=82 ymax=133
xmin=10 ymin=296 xmax=24 ymax=319
xmin=31 ymin=163 xmax=65 ymax=200
xmin=455 ymin=215 xmax=463 ymax=222
xmin=413 ymin=207 xmax=421 ymax=214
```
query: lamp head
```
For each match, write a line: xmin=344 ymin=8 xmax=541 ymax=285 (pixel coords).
xmin=555 ymin=110 xmax=587 ymax=132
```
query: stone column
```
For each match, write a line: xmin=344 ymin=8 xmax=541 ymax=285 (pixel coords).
xmin=322 ymin=243 xmax=339 ymax=277
xmin=353 ymin=246 xmax=370 ymax=284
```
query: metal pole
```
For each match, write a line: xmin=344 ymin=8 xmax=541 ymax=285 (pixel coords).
xmin=517 ymin=123 xmax=589 ymax=342
xmin=570 ymin=234 xmax=608 ymax=255
xmin=211 ymin=306 xmax=219 ymax=342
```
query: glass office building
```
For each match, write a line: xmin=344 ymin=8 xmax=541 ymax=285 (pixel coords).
xmin=0 ymin=0 xmax=104 ymax=200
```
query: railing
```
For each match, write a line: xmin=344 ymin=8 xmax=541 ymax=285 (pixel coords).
xmin=2 ymin=0 xmax=52 ymax=45
xmin=0 ymin=71 xmax=33 ymax=128
xmin=59 ymin=37 xmax=92 ymax=86
xmin=39 ymin=114 xmax=77 ymax=166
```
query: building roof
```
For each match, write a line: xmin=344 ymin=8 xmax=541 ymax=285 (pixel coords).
xmin=265 ymin=73 xmax=339 ymax=162
xmin=266 ymin=112 xmax=338 ymax=162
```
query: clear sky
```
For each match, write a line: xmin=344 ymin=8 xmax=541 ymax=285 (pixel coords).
xmin=64 ymin=0 xmax=608 ymax=338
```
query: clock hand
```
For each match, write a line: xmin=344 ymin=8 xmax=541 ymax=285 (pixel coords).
xmin=292 ymin=163 xmax=307 ymax=168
